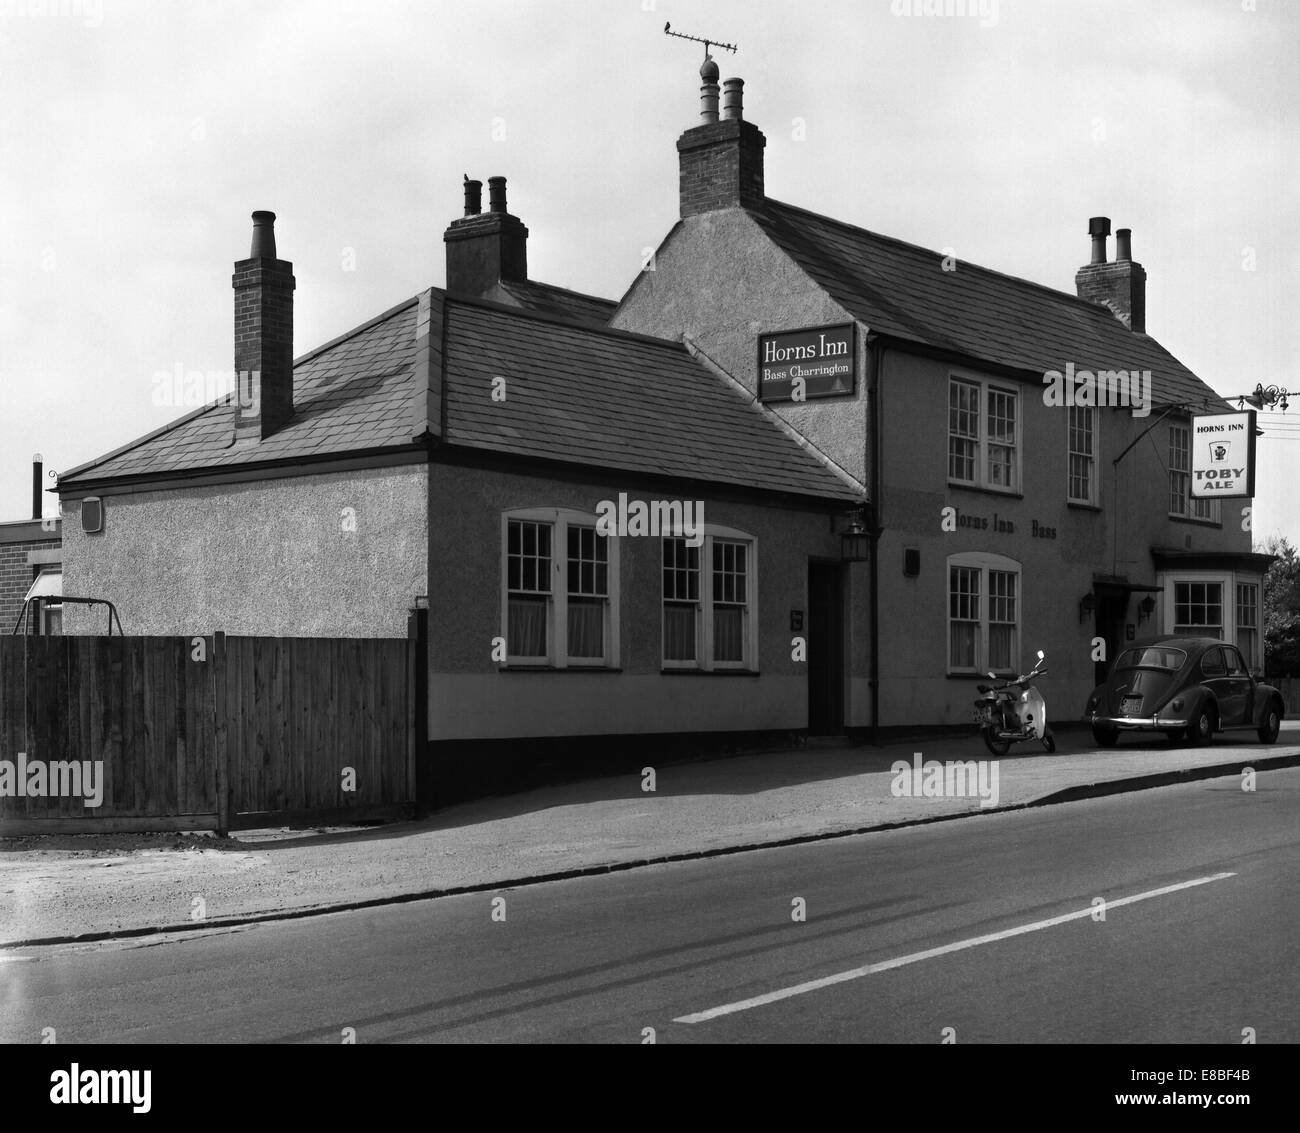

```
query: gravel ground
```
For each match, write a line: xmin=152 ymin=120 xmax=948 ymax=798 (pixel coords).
xmin=2 ymin=727 xmax=1297 ymax=945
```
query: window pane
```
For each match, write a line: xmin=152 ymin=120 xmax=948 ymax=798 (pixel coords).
xmin=567 ymin=597 xmax=604 ymax=659
xmin=949 ymin=565 xmax=980 ymax=668
xmin=508 ymin=520 xmax=552 ymax=595
xmin=1174 ymin=581 xmax=1223 ymax=636
xmin=567 ymin=526 xmax=607 ymax=597
xmin=948 ymin=380 xmax=978 ymax=482
xmin=986 ymin=389 xmax=1017 ymax=489
xmin=1169 ymin=426 xmax=1189 ymax=515
xmin=664 ymin=603 xmax=696 ymax=661
xmin=508 ymin=596 xmax=547 ymax=657
xmin=663 ymin=538 xmax=699 ymax=601
xmin=714 ymin=607 xmax=744 ymax=663
xmin=1068 ymin=407 xmax=1093 ymax=502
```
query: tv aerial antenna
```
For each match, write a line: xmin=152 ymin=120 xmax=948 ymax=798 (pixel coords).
xmin=663 ymin=22 xmax=737 ymax=59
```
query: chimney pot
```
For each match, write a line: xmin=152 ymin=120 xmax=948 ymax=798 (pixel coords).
xmin=721 ymin=77 xmax=744 ymax=120
xmin=250 ymin=210 xmax=277 ymax=258
xmin=444 ymin=178 xmax=529 ymax=294
xmin=464 ymin=178 xmax=482 ymax=216
xmin=1115 ymin=227 xmax=1132 ymax=261
xmin=699 ymin=55 xmax=720 ymax=123
xmin=1087 ymin=216 xmax=1110 ymax=264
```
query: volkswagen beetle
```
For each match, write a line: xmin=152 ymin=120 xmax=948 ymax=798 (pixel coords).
xmin=1084 ymin=635 xmax=1284 ymax=747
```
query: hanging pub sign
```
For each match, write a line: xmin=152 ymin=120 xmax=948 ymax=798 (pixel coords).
xmin=758 ymin=323 xmax=855 ymax=402
xmin=1191 ymin=410 xmax=1256 ymax=498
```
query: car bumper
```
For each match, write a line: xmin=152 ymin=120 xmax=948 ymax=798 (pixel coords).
xmin=1087 ymin=713 xmax=1189 ymax=731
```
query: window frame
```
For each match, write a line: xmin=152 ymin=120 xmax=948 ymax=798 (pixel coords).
xmin=661 ymin=525 xmax=759 ymax=672
xmin=1067 ymin=403 xmax=1097 ymax=505
xmin=500 ymin=507 xmax=620 ymax=669
xmin=1172 ymin=578 xmax=1225 ymax=639
xmin=1168 ymin=422 xmax=1220 ymax=524
xmin=946 ymin=551 xmax=1021 ymax=676
xmin=948 ymin=373 xmax=1021 ymax=494
xmin=1235 ymin=581 xmax=1260 ymax=671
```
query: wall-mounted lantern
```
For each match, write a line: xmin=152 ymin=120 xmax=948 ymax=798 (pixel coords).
xmin=840 ymin=507 xmax=872 ymax=562
xmin=1138 ymin=595 xmax=1156 ymax=622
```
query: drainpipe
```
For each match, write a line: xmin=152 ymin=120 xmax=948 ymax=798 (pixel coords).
xmin=869 ymin=336 xmax=884 ymax=745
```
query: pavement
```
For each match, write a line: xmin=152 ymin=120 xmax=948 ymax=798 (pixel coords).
xmin=3 ymin=723 xmax=1299 ymax=948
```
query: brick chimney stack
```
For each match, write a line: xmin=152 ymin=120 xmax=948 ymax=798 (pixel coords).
xmin=1075 ymin=216 xmax=1147 ymax=333
xmin=677 ymin=58 xmax=766 ymax=217
xmin=444 ymin=175 xmax=529 ymax=296
xmin=232 ymin=211 xmax=296 ymax=442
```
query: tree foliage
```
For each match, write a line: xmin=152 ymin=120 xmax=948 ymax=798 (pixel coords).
xmin=1260 ymin=536 xmax=1300 ymax=677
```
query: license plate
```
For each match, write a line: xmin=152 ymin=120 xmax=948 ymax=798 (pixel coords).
xmin=1121 ymin=696 xmax=1142 ymax=715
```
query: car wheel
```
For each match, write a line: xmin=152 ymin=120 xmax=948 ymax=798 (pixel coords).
xmin=982 ymin=727 xmax=1011 ymax=757
xmin=1042 ymin=729 xmax=1056 ymax=753
xmin=1258 ymin=703 xmax=1281 ymax=744
xmin=1164 ymin=728 xmax=1185 ymax=743
xmin=1186 ymin=706 xmax=1215 ymax=746
xmin=1092 ymin=724 xmax=1119 ymax=748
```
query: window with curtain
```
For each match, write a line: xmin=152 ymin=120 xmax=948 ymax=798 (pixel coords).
xmin=948 ymin=375 xmax=1018 ymax=492
xmin=663 ymin=530 xmax=755 ymax=669
xmin=507 ymin=518 xmax=551 ymax=660
xmin=503 ymin=510 xmax=617 ymax=667
xmin=947 ymin=553 xmax=1020 ymax=674
xmin=663 ymin=537 xmax=699 ymax=663
xmin=566 ymin=523 xmax=608 ymax=662
xmin=712 ymin=539 xmax=748 ymax=665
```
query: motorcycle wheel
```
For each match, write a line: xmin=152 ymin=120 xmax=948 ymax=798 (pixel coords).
xmin=1041 ymin=729 xmax=1056 ymax=753
xmin=982 ymin=727 xmax=1011 ymax=757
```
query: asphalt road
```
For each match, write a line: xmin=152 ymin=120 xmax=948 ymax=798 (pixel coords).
xmin=2 ymin=768 xmax=1296 ymax=1043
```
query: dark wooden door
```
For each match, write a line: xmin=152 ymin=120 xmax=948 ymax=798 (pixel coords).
xmin=808 ymin=563 xmax=845 ymax=735
xmin=1094 ymin=592 xmax=1128 ymax=687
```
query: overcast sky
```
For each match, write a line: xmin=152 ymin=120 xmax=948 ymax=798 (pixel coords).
xmin=1 ymin=0 xmax=1296 ymax=543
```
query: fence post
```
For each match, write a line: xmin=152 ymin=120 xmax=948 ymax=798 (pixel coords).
xmin=213 ymin=631 xmax=229 ymax=835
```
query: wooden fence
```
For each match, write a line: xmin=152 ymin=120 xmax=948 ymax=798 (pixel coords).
xmin=1272 ymin=677 xmax=1300 ymax=716
xmin=0 ymin=633 xmax=414 ymax=833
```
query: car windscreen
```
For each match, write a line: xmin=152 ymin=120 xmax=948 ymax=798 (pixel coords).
xmin=1114 ymin=646 xmax=1187 ymax=672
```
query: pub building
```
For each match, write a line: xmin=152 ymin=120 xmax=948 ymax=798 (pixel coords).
xmin=51 ymin=60 xmax=1265 ymax=795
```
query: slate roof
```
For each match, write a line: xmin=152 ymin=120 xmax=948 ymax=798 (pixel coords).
xmin=496 ymin=279 xmax=615 ymax=327
xmin=56 ymin=292 xmax=862 ymax=503
xmin=442 ymin=301 xmax=859 ymax=498
xmin=751 ymin=199 xmax=1233 ymax=411
xmin=56 ymin=299 xmax=421 ymax=483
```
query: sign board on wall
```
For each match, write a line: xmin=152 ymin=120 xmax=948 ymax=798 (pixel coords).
xmin=1191 ymin=410 xmax=1256 ymax=498
xmin=758 ymin=323 xmax=855 ymax=402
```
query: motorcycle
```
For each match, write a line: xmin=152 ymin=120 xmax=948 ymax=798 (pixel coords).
xmin=973 ymin=649 xmax=1055 ymax=756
